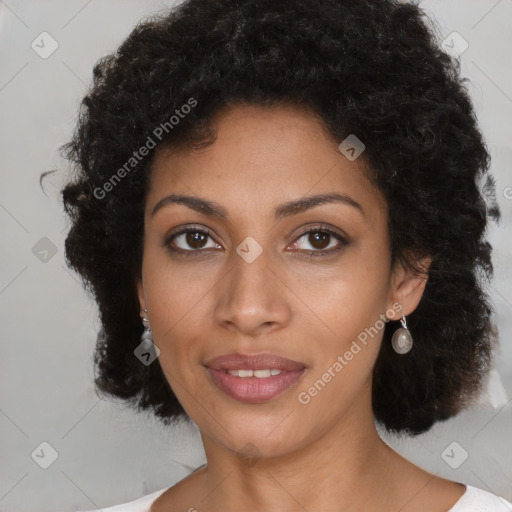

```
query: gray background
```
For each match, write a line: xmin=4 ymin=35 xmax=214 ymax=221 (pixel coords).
xmin=0 ymin=1 xmax=511 ymax=511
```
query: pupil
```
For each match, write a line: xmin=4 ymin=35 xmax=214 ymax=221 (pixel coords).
xmin=187 ymin=231 xmax=206 ymax=248
xmin=310 ymin=231 xmax=329 ymax=249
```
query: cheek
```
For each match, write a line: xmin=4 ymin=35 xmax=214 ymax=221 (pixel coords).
xmin=289 ymin=244 xmax=391 ymax=339
xmin=290 ymin=246 xmax=390 ymax=402
xmin=140 ymin=249 xmax=215 ymax=368
xmin=142 ymin=237 xmax=217 ymax=319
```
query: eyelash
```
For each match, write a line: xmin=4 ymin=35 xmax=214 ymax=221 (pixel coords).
xmin=164 ymin=224 xmax=349 ymax=258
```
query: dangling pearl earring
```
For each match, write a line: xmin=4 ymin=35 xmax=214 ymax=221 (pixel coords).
xmin=391 ymin=315 xmax=413 ymax=354
xmin=140 ymin=308 xmax=153 ymax=343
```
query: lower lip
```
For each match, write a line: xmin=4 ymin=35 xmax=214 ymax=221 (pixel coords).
xmin=206 ymin=368 xmax=306 ymax=403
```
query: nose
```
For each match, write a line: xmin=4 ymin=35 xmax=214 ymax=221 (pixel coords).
xmin=213 ymin=245 xmax=292 ymax=336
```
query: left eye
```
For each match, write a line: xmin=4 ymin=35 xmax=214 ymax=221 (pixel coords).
xmin=292 ymin=228 xmax=346 ymax=253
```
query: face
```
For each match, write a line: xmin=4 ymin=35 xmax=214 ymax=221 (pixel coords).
xmin=137 ymin=104 xmax=427 ymax=460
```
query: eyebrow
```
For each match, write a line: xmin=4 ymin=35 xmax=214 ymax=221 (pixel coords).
xmin=151 ymin=192 xmax=364 ymax=220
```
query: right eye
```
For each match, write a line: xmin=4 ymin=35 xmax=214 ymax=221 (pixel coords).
xmin=164 ymin=226 xmax=222 ymax=256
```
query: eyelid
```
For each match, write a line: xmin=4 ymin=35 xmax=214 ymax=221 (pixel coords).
xmin=293 ymin=222 xmax=349 ymax=242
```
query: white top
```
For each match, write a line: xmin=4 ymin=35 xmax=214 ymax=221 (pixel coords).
xmin=75 ymin=484 xmax=512 ymax=512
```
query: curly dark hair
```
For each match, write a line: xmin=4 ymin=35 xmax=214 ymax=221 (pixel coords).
xmin=60 ymin=0 xmax=501 ymax=435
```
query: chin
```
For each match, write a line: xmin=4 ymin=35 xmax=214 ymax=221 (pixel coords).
xmin=201 ymin=406 xmax=313 ymax=457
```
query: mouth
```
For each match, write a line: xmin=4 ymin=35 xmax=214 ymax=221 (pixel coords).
xmin=204 ymin=352 xmax=306 ymax=403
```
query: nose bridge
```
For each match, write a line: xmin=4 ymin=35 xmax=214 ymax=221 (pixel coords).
xmin=213 ymin=236 xmax=291 ymax=333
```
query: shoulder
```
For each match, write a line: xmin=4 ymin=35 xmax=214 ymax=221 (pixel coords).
xmin=74 ymin=487 xmax=169 ymax=512
xmin=449 ymin=485 xmax=512 ymax=512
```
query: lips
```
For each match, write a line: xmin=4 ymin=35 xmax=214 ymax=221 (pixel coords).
xmin=204 ymin=352 xmax=305 ymax=372
xmin=204 ymin=352 xmax=306 ymax=403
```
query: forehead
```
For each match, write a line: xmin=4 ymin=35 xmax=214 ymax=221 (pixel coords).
xmin=147 ymin=104 xmax=386 ymax=224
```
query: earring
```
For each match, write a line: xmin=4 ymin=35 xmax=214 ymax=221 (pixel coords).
xmin=391 ymin=315 xmax=413 ymax=354
xmin=140 ymin=308 xmax=153 ymax=343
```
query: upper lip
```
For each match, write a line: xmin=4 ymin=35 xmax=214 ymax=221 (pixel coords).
xmin=205 ymin=352 xmax=306 ymax=371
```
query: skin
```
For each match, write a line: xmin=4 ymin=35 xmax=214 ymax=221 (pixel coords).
xmin=136 ymin=104 xmax=465 ymax=512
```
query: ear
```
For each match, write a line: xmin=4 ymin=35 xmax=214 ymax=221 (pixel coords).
xmin=387 ymin=253 xmax=432 ymax=317
xmin=136 ymin=278 xmax=147 ymax=312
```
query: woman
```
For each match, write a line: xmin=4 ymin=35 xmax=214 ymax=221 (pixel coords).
xmin=61 ymin=0 xmax=511 ymax=510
